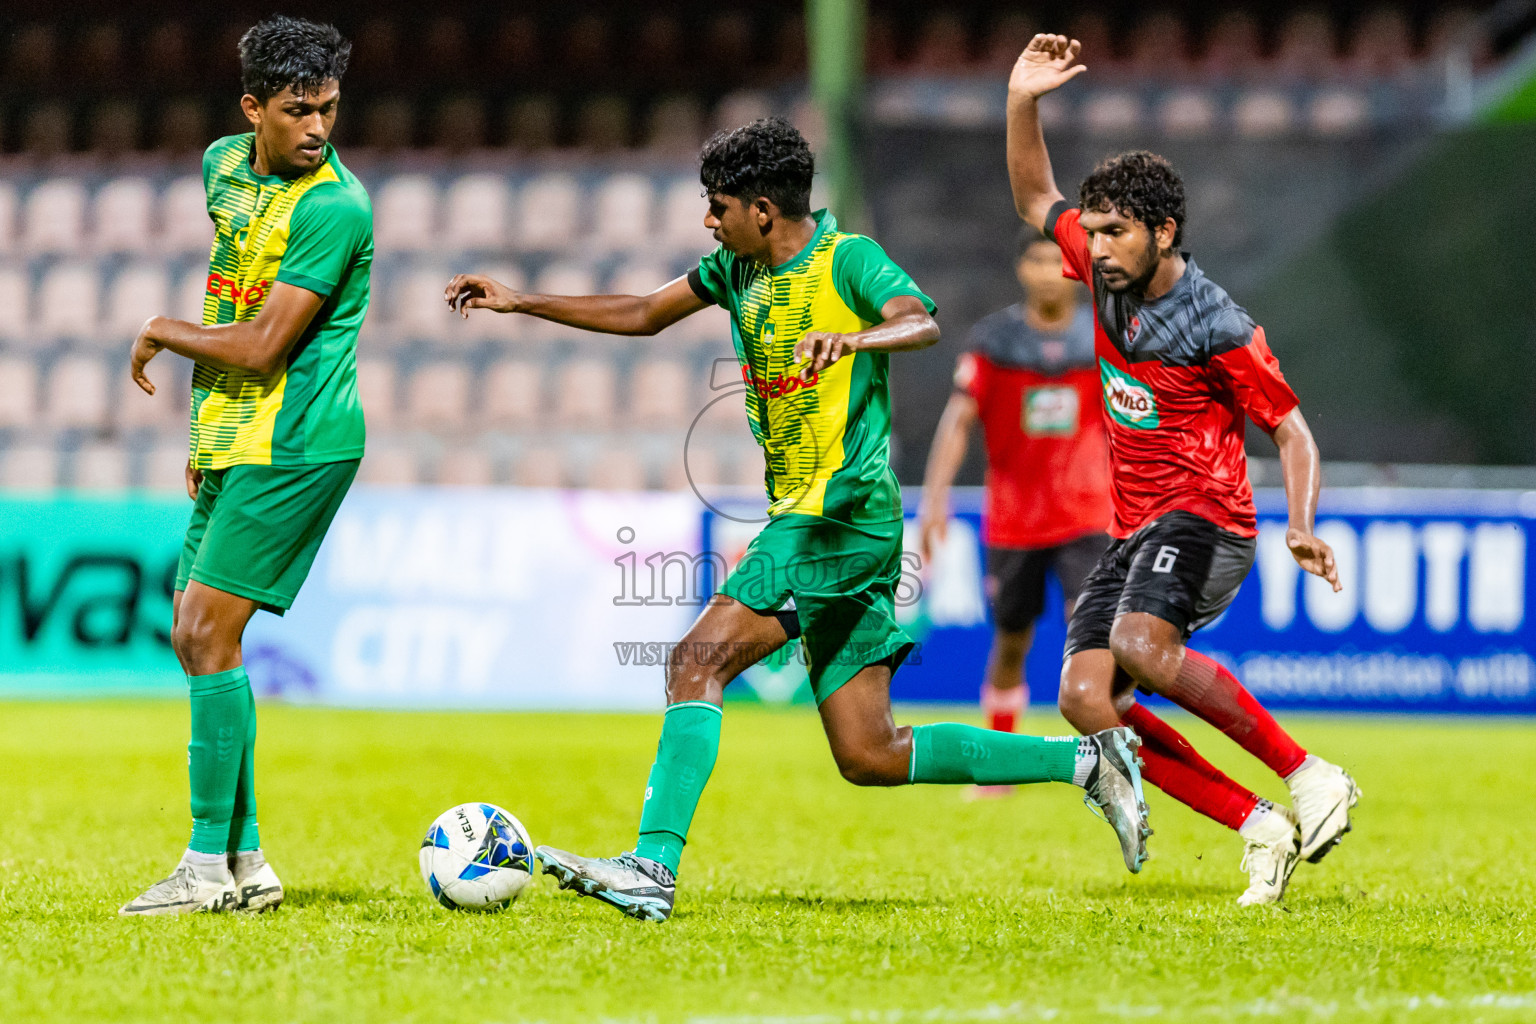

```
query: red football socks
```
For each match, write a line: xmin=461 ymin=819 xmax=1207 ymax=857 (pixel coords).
xmin=1160 ymin=650 xmax=1308 ymax=777
xmin=1120 ymin=702 xmax=1260 ymax=832
xmin=982 ymin=682 xmax=1025 ymax=733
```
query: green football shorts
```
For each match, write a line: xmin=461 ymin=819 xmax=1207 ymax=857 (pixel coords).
xmin=719 ymin=513 xmax=915 ymax=705
xmin=175 ymin=459 xmax=360 ymax=614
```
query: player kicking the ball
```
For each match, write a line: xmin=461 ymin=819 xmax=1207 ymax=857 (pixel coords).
xmin=120 ymin=17 xmax=371 ymax=915
xmin=1006 ymin=34 xmax=1360 ymax=905
xmin=446 ymin=117 xmax=1150 ymax=922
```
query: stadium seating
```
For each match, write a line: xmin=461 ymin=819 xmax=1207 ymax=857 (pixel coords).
xmin=0 ymin=0 xmax=1514 ymax=493
xmin=0 ymin=7 xmax=1500 ymax=160
xmin=0 ymin=165 xmax=761 ymax=491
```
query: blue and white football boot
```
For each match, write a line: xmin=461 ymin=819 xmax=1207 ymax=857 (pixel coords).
xmin=1081 ymin=726 xmax=1153 ymax=873
xmin=536 ymin=847 xmax=675 ymax=922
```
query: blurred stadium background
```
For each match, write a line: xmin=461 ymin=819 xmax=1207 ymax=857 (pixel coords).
xmin=1 ymin=0 xmax=1534 ymax=711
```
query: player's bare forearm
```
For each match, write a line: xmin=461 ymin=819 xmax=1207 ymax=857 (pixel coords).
xmin=1273 ymin=407 xmax=1321 ymax=534
xmin=1006 ymin=95 xmax=1064 ymax=232
xmin=1273 ymin=406 xmax=1340 ymax=590
xmin=129 ymin=282 xmax=325 ymax=393
xmin=1006 ymin=34 xmax=1085 ymax=231
xmin=445 ymin=273 xmax=705 ymax=337
xmin=794 ymin=299 xmax=940 ymax=378
xmin=921 ymin=393 xmax=977 ymax=511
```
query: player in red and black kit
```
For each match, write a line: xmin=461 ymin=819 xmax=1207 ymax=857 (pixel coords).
xmin=919 ymin=228 xmax=1112 ymax=797
xmin=1005 ymin=33 xmax=1361 ymax=905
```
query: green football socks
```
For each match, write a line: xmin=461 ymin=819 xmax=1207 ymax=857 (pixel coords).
xmin=225 ymin=680 xmax=260 ymax=854
xmin=186 ymin=666 xmax=257 ymax=856
xmin=908 ymin=723 xmax=1078 ymax=786
xmin=634 ymin=701 xmax=722 ymax=874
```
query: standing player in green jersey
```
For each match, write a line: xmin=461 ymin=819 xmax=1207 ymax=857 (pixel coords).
xmin=445 ymin=118 xmax=1151 ymax=923
xmin=119 ymin=17 xmax=371 ymax=916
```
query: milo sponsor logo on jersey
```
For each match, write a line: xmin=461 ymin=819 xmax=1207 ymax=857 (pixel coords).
xmin=1099 ymin=357 xmax=1160 ymax=429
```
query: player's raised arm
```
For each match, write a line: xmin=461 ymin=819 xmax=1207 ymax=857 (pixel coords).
xmin=1006 ymin=34 xmax=1086 ymax=233
xmin=130 ymin=281 xmax=327 ymax=393
xmin=444 ymin=273 xmax=707 ymax=337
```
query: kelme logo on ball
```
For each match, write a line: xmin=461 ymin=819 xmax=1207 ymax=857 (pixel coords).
xmin=1099 ymin=357 xmax=1160 ymax=429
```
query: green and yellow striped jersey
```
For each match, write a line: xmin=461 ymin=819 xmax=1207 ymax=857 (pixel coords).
xmin=688 ymin=210 xmax=936 ymax=524
xmin=191 ymin=133 xmax=372 ymax=469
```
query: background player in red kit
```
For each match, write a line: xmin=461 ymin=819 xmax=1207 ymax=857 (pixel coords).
xmin=919 ymin=230 xmax=1112 ymax=797
xmin=1005 ymin=33 xmax=1361 ymax=906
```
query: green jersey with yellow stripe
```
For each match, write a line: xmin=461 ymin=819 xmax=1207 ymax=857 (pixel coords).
xmin=688 ymin=210 xmax=935 ymax=524
xmin=192 ymin=133 xmax=372 ymax=469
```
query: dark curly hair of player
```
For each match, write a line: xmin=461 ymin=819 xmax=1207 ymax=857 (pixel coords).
xmin=699 ymin=117 xmax=815 ymax=219
xmin=1079 ymin=151 xmax=1186 ymax=248
xmin=239 ymin=16 xmax=351 ymax=102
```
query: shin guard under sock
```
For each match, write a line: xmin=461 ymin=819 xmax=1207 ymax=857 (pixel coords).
xmin=909 ymin=723 xmax=1079 ymax=785
xmin=225 ymin=682 xmax=260 ymax=854
xmin=187 ymin=667 xmax=253 ymax=855
xmin=1120 ymin=702 xmax=1260 ymax=832
xmin=1163 ymin=650 xmax=1308 ymax=777
xmin=634 ymin=701 xmax=722 ymax=875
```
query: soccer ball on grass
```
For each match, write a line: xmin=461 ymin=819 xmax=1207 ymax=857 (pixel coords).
xmin=419 ymin=802 xmax=534 ymax=910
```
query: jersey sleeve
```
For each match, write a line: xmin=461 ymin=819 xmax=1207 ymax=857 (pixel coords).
xmin=831 ymin=235 xmax=937 ymax=323
xmin=687 ymin=247 xmax=731 ymax=307
xmin=276 ymin=184 xmax=373 ymax=298
xmin=1044 ymin=201 xmax=1093 ymax=284
xmin=1210 ymin=326 xmax=1299 ymax=433
xmin=953 ymin=351 xmax=983 ymax=400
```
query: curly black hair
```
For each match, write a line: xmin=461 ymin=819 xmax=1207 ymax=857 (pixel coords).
xmin=1079 ymin=151 xmax=1186 ymax=248
xmin=239 ymin=16 xmax=351 ymax=102
xmin=699 ymin=117 xmax=815 ymax=219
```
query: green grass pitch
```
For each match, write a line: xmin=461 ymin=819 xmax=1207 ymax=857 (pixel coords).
xmin=2 ymin=701 xmax=1533 ymax=1023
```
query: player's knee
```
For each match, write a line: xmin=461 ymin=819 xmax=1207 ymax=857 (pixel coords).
xmin=832 ymin=740 xmax=906 ymax=787
xmin=171 ymin=607 xmax=230 ymax=673
xmin=664 ymin=646 xmax=719 ymax=704
xmin=1108 ymin=624 xmax=1172 ymax=687
xmin=1056 ymin=671 xmax=1100 ymax=729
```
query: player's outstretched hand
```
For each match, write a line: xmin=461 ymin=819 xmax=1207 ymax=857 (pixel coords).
xmin=1287 ymin=526 xmax=1341 ymax=592
xmin=129 ymin=318 xmax=163 ymax=395
xmin=794 ymin=331 xmax=859 ymax=380
xmin=917 ymin=511 xmax=948 ymax=565
xmin=1008 ymin=34 xmax=1086 ymax=99
xmin=445 ymin=273 xmax=520 ymax=318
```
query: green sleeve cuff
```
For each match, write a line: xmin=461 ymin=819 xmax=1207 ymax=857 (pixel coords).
xmin=275 ymin=269 xmax=336 ymax=298
xmin=867 ymin=287 xmax=937 ymax=317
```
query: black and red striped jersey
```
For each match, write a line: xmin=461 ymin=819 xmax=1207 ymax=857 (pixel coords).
xmin=1046 ymin=201 xmax=1299 ymax=539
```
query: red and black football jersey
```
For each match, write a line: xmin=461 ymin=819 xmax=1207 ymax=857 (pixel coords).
xmin=1047 ymin=202 xmax=1299 ymax=539
xmin=955 ymin=303 xmax=1112 ymax=548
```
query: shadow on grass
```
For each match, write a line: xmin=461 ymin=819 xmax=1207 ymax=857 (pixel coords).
xmin=721 ymin=893 xmax=951 ymax=914
xmin=281 ymin=887 xmax=406 ymax=911
xmin=1078 ymin=879 xmax=1236 ymax=901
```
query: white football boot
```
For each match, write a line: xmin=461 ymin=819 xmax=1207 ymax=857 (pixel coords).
xmin=119 ymin=852 xmax=238 ymax=917
xmin=536 ymin=847 xmax=675 ymax=922
xmin=1286 ymin=756 xmax=1362 ymax=862
xmin=230 ymin=850 xmax=284 ymax=912
xmin=1237 ymin=805 xmax=1301 ymax=907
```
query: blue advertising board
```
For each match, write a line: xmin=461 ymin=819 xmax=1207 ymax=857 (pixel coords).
xmin=703 ymin=487 xmax=1536 ymax=713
